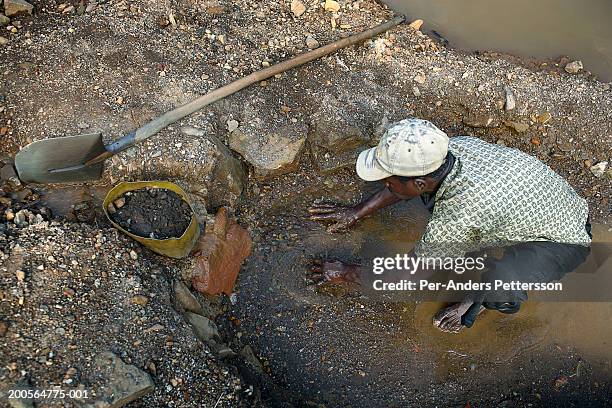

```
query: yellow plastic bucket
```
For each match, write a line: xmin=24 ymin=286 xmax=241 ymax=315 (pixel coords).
xmin=103 ymin=181 xmax=201 ymax=259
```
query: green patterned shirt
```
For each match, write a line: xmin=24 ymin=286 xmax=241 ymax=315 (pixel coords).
xmin=414 ymin=136 xmax=591 ymax=258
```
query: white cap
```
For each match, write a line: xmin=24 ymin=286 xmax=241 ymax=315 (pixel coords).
xmin=356 ymin=118 xmax=449 ymax=181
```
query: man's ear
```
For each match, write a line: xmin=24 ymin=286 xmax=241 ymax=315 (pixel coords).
xmin=413 ymin=178 xmax=427 ymax=192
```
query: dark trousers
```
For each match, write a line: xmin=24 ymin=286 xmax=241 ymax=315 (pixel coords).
xmin=460 ymin=222 xmax=592 ymax=326
xmin=420 ymin=194 xmax=592 ymax=324
xmin=480 ymin=240 xmax=591 ymax=311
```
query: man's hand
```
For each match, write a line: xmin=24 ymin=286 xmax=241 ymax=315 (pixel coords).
xmin=308 ymin=259 xmax=360 ymax=286
xmin=308 ymin=203 xmax=359 ymax=233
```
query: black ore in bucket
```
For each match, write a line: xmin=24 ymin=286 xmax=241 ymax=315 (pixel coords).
xmin=107 ymin=187 xmax=192 ymax=240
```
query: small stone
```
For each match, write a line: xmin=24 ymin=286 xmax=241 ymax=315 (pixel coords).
xmin=184 ymin=312 xmax=219 ymax=342
xmin=65 ymin=367 xmax=77 ymax=378
xmin=4 ymin=209 xmax=14 ymax=221
xmin=113 ymin=197 xmax=125 ymax=208
xmin=536 ymin=111 xmax=552 ymax=124
xmin=324 ymin=0 xmax=340 ymax=12
xmin=504 ymin=86 xmax=516 ymax=111
xmin=3 ymin=0 xmax=33 ymax=17
xmin=16 ymin=270 xmax=25 ymax=281
xmin=107 ymin=202 xmax=116 ymax=214
xmin=132 ymin=295 xmax=149 ymax=306
xmin=129 ymin=250 xmax=138 ymax=260
xmin=63 ymin=287 xmax=76 ymax=297
xmin=115 ymin=96 xmax=124 ymax=105
xmin=14 ymin=209 xmax=28 ymax=226
xmin=565 ymin=60 xmax=583 ymax=74
xmin=0 ymin=36 xmax=8 ymax=45
xmin=408 ymin=19 xmax=423 ymax=30
xmin=414 ymin=73 xmax=426 ymax=84
xmin=227 ymin=119 xmax=239 ymax=132
xmin=412 ymin=86 xmax=421 ymax=97
xmin=291 ymin=0 xmax=306 ymax=17
xmin=530 ymin=137 xmax=541 ymax=146
xmin=590 ymin=161 xmax=608 ymax=178
xmin=0 ymin=14 xmax=10 ymax=26
xmin=305 ymin=35 xmax=319 ymax=49
xmin=506 ymin=121 xmax=529 ymax=133
xmin=173 ymin=280 xmax=202 ymax=314
xmin=0 ymin=321 xmax=7 ymax=336
xmin=77 ymin=122 xmax=90 ymax=129
xmin=85 ymin=2 xmax=97 ymax=12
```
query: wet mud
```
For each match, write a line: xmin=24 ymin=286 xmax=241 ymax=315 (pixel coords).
xmin=228 ymin=174 xmax=612 ymax=407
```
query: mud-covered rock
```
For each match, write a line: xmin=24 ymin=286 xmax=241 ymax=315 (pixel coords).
xmin=80 ymin=352 xmax=154 ymax=408
xmin=187 ymin=207 xmax=252 ymax=295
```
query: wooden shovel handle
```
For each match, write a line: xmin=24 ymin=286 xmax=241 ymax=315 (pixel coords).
xmin=91 ymin=15 xmax=405 ymax=164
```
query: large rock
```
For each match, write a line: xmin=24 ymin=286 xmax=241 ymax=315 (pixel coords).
xmin=3 ymin=0 xmax=33 ymax=16
xmin=187 ymin=207 xmax=252 ymax=295
xmin=229 ymin=122 xmax=308 ymax=180
xmin=81 ymin=352 xmax=154 ymax=408
xmin=308 ymin=95 xmax=372 ymax=173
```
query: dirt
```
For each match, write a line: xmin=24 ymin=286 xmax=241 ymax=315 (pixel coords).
xmin=109 ymin=188 xmax=192 ymax=239
xmin=1 ymin=0 xmax=611 ymax=406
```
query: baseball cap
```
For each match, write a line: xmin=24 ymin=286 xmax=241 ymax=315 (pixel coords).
xmin=356 ymin=118 xmax=450 ymax=181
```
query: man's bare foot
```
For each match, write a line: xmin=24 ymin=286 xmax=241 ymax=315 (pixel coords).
xmin=433 ymin=300 xmax=485 ymax=333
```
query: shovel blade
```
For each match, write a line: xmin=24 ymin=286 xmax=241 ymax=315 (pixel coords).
xmin=15 ymin=132 xmax=107 ymax=184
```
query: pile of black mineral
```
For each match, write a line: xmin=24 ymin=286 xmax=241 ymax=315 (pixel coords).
xmin=107 ymin=188 xmax=192 ymax=240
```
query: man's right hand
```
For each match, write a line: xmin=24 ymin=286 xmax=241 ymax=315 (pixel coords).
xmin=307 ymin=203 xmax=359 ymax=233
xmin=309 ymin=259 xmax=360 ymax=285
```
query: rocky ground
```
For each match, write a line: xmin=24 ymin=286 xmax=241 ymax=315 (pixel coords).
xmin=1 ymin=0 xmax=611 ymax=406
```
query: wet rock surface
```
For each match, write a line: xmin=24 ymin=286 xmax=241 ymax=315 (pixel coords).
xmin=108 ymin=187 xmax=192 ymax=239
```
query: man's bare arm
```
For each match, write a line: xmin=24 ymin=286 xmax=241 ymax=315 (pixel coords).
xmin=309 ymin=187 xmax=401 ymax=232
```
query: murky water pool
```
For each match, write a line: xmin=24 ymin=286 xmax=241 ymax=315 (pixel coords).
xmin=384 ymin=0 xmax=612 ymax=81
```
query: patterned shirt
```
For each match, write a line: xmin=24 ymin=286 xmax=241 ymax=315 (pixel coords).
xmin=414 ymin=136 xmax=591 ymax=259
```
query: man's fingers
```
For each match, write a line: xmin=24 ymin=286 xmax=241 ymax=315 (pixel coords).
xmin=308 ymin=205 xmax=338 ymax=214
xmin=311 ymin=265 xmax=323 ymax=273
xmin=310 ymin=203 xmax=338 ymax=209
xmin=309 ymin=213 xmax=338 ymax=221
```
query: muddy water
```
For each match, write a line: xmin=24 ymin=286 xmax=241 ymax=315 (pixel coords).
xmin=373 ymin=220 xmax=612 ymax=379
xmin=384 ymin=0 xmax=612 ymax=80
xmin=347 ymin=202 xmax=612 ymax=379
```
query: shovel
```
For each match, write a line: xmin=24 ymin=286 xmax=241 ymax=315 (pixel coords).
xmin=15 ymin=16 xmax=405 ymax=184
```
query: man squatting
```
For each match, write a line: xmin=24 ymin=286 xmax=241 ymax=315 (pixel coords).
xmin=308 ymin=118 xmax=592 ymax=333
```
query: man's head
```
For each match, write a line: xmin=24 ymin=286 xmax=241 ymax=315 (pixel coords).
xmin=356 ymin=118 xmax=450 ymax=199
